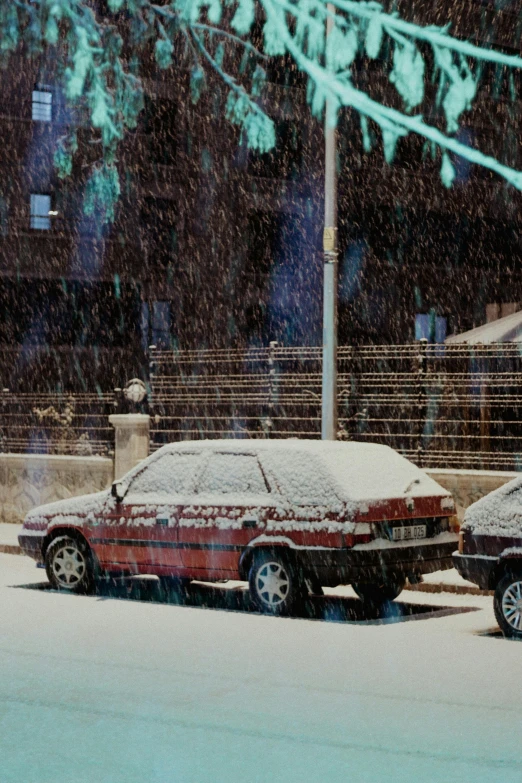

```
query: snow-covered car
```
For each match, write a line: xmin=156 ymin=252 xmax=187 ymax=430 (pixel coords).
xmin=454 ymin=475 xmax=522 ymax=639
xmin=19 ymin=440 xmax=458 ymax=614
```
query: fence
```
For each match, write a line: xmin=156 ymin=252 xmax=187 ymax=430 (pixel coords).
xmin=149 ymin=342 xmax=522 ymax=471
xmin=0 ymin=390 xmax=118 ymax=456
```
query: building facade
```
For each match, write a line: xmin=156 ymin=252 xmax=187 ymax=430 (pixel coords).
xmin=1 ymin=0 xmax=522 ymax=392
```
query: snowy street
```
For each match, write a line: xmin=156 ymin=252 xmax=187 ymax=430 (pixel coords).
xmin=1 ymin=552 xmax=521 ymax=783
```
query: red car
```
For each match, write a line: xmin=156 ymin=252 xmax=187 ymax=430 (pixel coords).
xmin=19 ymin=440 xmax=458 ymax=613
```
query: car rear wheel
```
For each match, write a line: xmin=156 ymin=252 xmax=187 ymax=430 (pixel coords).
xmin=352 ymin=576 xmax=406 ymax=607
xmin=494 ymin=571 xmax=522 ymax=640
xmin=249 ymin=550 xmax=302 ymax=615
xmin=45 ymin=536 xmax=95 ymax=594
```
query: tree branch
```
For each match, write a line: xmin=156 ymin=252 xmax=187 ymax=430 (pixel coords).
xmin=262 ymin=0 xmax=522 ymax=188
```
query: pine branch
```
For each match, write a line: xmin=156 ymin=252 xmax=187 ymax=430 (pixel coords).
xmin=191 ymin=23 xmax=268 ymax=60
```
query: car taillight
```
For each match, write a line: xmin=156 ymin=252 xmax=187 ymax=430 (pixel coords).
xmin=449 ymin=515 xmax=460 ymax=533
xmin=345 ymin=524 xmax=372 ymax=547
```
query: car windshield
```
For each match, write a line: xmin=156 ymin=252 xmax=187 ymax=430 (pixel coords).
xmin=125 ymin=452 xmax=204 ymax=500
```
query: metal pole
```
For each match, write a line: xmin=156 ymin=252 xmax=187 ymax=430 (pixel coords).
xmin=321 ymin=3 xmax=338 ymax=440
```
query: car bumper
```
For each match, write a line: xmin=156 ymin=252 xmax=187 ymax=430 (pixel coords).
xmin=453 ymin=552 xmax=497 ymax=590
xmin=18 ymin=532 xmax=45 ymax=563
xmin=302 ymin=537 xmax=458 ymax=586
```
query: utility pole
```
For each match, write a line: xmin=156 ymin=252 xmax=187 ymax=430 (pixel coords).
xmin=321 ymin=3 xmax=338 ymax=440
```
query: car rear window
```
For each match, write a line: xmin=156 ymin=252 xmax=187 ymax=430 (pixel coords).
xmin=125 ymin=452 xmax=203 ymax=500
xmin=259 ymin=451 xmax=339 ymax=506
xmin=196 ymin=453 xmax=269 ymax=495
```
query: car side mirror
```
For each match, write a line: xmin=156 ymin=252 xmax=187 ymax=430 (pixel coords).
xmin=111 ymin=481 xmax=125 ymax=503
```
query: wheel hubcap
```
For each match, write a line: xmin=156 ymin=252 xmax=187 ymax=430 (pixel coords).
xmin=502 ymin=581 xmax=522 ymax=630
xmin=255 ymin=561 xmax=290 ymax=607
xmin=52 ymin=544 xmax=86 ymax=588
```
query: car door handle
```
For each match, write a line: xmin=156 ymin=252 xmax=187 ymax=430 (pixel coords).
xmin=242 ymin=518 xmax=257 ymax=528
xmin=156 ymin=517 xmax=169 ymax=526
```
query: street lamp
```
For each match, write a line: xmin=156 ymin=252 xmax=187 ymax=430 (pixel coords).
xmin=321 ymin=3 xmax=338 ymax=440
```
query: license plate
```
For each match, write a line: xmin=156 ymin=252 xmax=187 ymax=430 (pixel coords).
xmin=392 ymin=525 xmax=427 ymax=541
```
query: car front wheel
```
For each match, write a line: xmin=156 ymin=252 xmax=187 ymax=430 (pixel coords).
xmin=494 ymin=571 xmax=522 ymax=640
xmin=249 ymin=551 xmax=301 ymax=615
xmin=352 ymin=576 xmax=406 ymax=607
xmin=45 ymin=536 xmax=95 ymax=594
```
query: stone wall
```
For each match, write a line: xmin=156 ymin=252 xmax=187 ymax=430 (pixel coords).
xmin=0 ymin=443 xmax=519 ymax=526
xmin=0 ymin=454 xmax=113 ymax=524
xmin=426 ymin=468 xmax=518 ymax=519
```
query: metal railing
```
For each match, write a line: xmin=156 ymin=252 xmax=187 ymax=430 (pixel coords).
xmin=0 ymin=390 xmax=118 ymax=456
xmin=150 ymin=342 xmax=522 ymax=471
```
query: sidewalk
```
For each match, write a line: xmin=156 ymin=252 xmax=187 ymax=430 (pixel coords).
xmin=0 ymin=523 xmax=22 ymax=555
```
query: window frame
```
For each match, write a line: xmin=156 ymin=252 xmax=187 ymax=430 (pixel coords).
xmin=31 ymin=88 xmax=53 ymax=122
xmin=30 ymin=193 xmax=52 ymax=231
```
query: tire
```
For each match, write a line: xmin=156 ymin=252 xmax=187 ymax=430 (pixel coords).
xmin=494 ymin=571 xmax=522 ymax=640
xmin=45 ymin=536 xmax=95 ymax=594
xmin=352 ymin=576 xmax=406 ymax=607
xmin=249 ymin=550 xmax=302 ymax=615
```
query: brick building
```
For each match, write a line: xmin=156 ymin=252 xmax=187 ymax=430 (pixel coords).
xmin=1 ymin=0 xmax=522 ymax=391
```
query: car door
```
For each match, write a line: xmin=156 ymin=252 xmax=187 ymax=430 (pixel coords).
xmin=177 ymin=451 xmax=277 ymax=578
xmin=99 ymin=450 xmax=205 ymax=571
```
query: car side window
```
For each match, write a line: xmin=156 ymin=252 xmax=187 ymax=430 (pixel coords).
xmin=125 ymin=452 xmax=203 ymax=502
xmin=260 ymin=451 xmax=338 ymax=506
xmin=196 ymin=454 xmax=269 ymax=495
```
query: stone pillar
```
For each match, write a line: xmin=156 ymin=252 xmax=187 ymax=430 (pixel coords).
xmin=109 ymin=414 xmax=150 ymax=479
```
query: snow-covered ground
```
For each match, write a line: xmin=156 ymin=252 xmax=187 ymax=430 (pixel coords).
xmin=0 ymin=523 xmax=22 ymax=547
xmin=420 ymin=567 xmax=477 ymax=589
xmin=1 ymin=553 xmax=521 ymax=783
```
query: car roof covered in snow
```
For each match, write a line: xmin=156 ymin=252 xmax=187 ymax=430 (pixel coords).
xmin=131 ymin=439 xmax=449 ymax=503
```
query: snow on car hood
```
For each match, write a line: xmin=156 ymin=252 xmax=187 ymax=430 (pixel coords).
xmin=23 ymin=489 xmax=113 ymax=530
xmin=462 ymin=474 xmax=522 ymax=537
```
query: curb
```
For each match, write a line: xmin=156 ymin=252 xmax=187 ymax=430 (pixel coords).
xmin=0 ymin=544 xmax=22 ymax=556
xmin=405 ymin=582 xmax=493 ymax=597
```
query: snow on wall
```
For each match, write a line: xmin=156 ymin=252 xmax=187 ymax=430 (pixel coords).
xmin=1 ymin=454 xmax=113 ymax=525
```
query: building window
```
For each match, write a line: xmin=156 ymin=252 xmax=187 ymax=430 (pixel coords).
xmin=140 ymin=197 xmax=178 ymax=265
xmin=140 ymin=301 xmax=150 ymax=352
xmin=32 ymin=90 xmax=53 ymax=122
xmin=30 ymin=194 xmax=51 ymax=230
xmin=0 ymin=196 xmax=8 ymax=237
xmin=415 ymin=313 xmax=447 ymax=343
xmin=152 ymin=301 xmax=171 ymax=348
xmin=248 ymin=120 xmax=303 ymax=180
xmin=143 ymin=97 xmax=177 ymax=164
